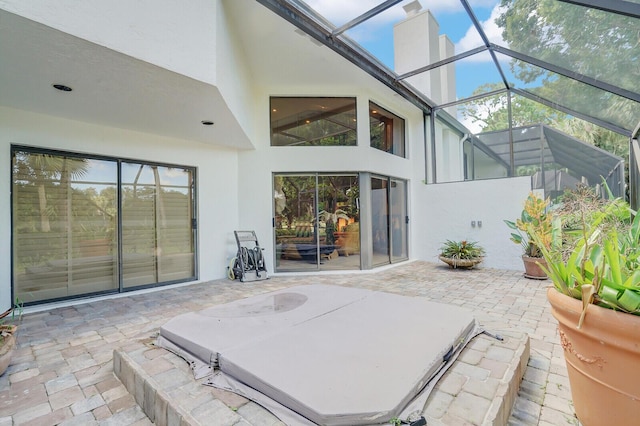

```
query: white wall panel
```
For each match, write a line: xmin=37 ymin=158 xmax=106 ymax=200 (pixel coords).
xmin=0 ymin=0 xmax=217 ymax=85
xmin=413 ymin=177 xmax=532 ymax=271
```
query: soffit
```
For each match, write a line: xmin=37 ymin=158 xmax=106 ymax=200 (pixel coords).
xmin=0 ymin=9 xmax=252 ymax=149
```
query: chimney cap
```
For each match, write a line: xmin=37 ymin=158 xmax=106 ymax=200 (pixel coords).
xmin=403 ymin=0 xmax=422 ymax=17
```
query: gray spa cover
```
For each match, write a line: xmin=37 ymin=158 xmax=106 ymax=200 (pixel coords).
xmin=157 ymin=285 xmax=479 ymax=425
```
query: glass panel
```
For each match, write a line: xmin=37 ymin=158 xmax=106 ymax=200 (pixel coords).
xmin=274 ymin=175 xmax=319 ymax=271
xmin=369 ymin=102 xmax=405 ymax=157
xmin=453 ymin=51 xmax=507 ymax=103
xmin=371 ymin=176 xmax=389 ymax=266
xmin=467 ymin=135 xmax=511 ymax=180
xmin=494 ymin=1 xmax=640 ymax=97
xmin=457 ymin=90 xmax=510 ymax=134
xmin=13 ymin=151 xmax=118 ymax=303
xmin=494 ymin=52 xmax=640 ymax=131
xmin=399 ymin=48 xmax=502 ymax=108
xmin=274 ymin=174 xmax=360 ymax=271
xmin=318 ymin=175 xmax=360 ymax=270
xmin=121 ymin=163 xmax=195 ymax=287
xmin=270 ymin=97 xmax=357 ymax=146
xmin=328 ymin=0 xmax=486 ymax=74
xmin=390 ymin=179 xmax=407 ymax=262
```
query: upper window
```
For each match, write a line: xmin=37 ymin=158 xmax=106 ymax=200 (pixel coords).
xmin=369 ymin=102 xmax=405 ymax=158
xmin=270 ymin=97 xmax=357 ymax=146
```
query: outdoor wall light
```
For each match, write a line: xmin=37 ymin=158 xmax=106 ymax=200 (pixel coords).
xmin=52 ymin=84 xmax=72 ymax=92
xmin=201 ymin=120 xmax=214 ymax=126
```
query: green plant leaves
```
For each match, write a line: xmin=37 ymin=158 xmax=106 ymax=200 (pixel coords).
xmin=439 ymin=239 xmax=485 ymax=260
xmin=524 ymin=183 xmax=640 ymax=318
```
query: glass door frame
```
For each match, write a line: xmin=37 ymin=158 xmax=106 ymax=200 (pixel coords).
xmin=368 ymin=173 xmax=409 ymax=268
xmin=273 ymin=172 xmax=361 ymax=272
xmin=11 ymin=145 xmax=199 ymax=306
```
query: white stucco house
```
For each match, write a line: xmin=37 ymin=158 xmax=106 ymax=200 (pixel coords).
xmin=0 ymin=0 xmax=533 ymax=309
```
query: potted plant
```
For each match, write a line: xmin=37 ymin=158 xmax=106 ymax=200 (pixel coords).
xmin=504 ymin=192 xmax=553 ymax=279
xmin=438 ymin=240 xmax=485 ymax=269
xmin=0 ymin=299 xmax=23 ymax=376
xmin=528 ymin=185 xmax=640 ymax=425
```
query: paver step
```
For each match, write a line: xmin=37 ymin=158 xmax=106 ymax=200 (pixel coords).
xmin=114 ymin=332 xmax=529 ymax=425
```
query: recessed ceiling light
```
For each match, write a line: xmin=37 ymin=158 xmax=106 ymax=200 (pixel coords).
xmin=53 ymin=84 xmax=72 ymax=92
xmin=201 ymin=120 xmax=214 ymax=126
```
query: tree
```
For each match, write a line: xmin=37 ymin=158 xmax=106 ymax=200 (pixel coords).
xmin=460 ymin=1 xmax=632 ymax=169
xmin=12 ymin=152 xmax=89 ymax=232
xmin=460 ymin=83 xmax=562 ymax=131
xmin=496 ymin=0 xmax=639 ymax=130
xmin=497 ymin=0 xmax=638 ymax=89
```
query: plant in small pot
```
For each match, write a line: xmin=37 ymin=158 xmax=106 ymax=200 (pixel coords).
xmin=438 ymin=240 xmax=485 ymax=269
xmin=505 ymin=192 xmax=553 ymax=279
xmin=0 ymin=299 xmax=23 ymax=376
xmin=528 ymin=185 xmax=640 ymax=425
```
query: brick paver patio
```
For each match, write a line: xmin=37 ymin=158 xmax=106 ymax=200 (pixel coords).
xmin=0 ymin=261 xmax=578 ymax=425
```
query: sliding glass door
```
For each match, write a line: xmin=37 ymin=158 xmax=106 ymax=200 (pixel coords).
xmin=274 ymin=173 xmax=360 ymax=271
xmin=371 ymin=175 xmax=408 ymax=266
xmin=371 ymin=177 xmax=390 ymax=266
xmin=12 ymin=148 xmax=196 ymax=304
xmin=390 ymin=179 xmax=408 ymax=261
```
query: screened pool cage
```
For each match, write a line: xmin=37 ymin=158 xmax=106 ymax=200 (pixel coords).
xmin=260 ymin=0 xmax=640 ymax=206
xmin=470 ymin=125 xmax=625 ymax=200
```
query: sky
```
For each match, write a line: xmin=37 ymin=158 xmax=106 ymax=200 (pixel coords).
xmin=304 ymin=0 xmax=508 ymax=102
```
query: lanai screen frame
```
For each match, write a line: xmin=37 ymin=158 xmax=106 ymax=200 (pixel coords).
xmin=256 ymin=0 xmax=640 ymax=206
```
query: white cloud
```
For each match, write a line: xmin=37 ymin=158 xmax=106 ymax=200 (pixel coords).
xmin=302 ymin=0 xmax=506 ymax=64
xmin=305 ymin=0 xmax=499 ymax=28
xmin=455 ymin=3 xmax=506 ymax=60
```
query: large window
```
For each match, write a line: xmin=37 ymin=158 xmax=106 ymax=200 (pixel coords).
xmin=274 ymin=173 xmax=360 ymax=271
xmin=270 ymin=97 xmax=357 ymax=146
xmin=12 ymin=147 xmax=196 ymax=305
xmin=369 ymin=102 xmax=405 ymax=157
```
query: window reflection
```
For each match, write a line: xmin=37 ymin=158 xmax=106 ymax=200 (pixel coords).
xmin=369 ymin=102 xmax=405 ymax=157
xmin=274 ymin=174 xmax=360 ymax=271
xmin=270 ymin=97 xmax=357 ymax=146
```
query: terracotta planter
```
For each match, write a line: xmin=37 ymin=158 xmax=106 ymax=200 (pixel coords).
xmin=547 ymin=288 xmax=640 ymax=425
xmin=522 ymin=255 xmax=547 ymax=279
xmin=0 ymin=325 xmax=17 ymax=376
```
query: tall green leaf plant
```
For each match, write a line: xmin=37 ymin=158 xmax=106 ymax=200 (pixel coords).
xmin=529 ymin=191 xmax=640 ymax=327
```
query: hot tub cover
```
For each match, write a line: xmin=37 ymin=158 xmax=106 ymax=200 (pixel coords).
xmin=157 ymin=285 xmax=480 ymax=425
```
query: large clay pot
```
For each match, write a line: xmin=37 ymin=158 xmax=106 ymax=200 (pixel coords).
xmin=547 ymin=288 xmax=640 ymax=425
xmin=522 ymin=255 xmax=547 ymax=279
xmin=0 ymin=325 xmax=17 ymax=376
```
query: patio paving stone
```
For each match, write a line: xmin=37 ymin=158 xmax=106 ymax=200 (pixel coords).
xmin=1 ymin=261 xmax=575 ymax=425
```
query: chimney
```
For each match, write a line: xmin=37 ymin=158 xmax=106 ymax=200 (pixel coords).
xmin=403 ymin=1 xmax=422 ymax=18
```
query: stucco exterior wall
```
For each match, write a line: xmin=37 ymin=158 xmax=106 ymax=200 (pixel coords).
xmin=413 ymin=177 xmax=532 ymax=271
xmin=216 ymin=1 xmax=257 ymax=145
xmin=0 ymin=106 xmax=239 ymax=310
xmin=237 ymin=86 xmax=424 ymax=272
xmin=0 ymin=0 xmax=217 ymax=85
